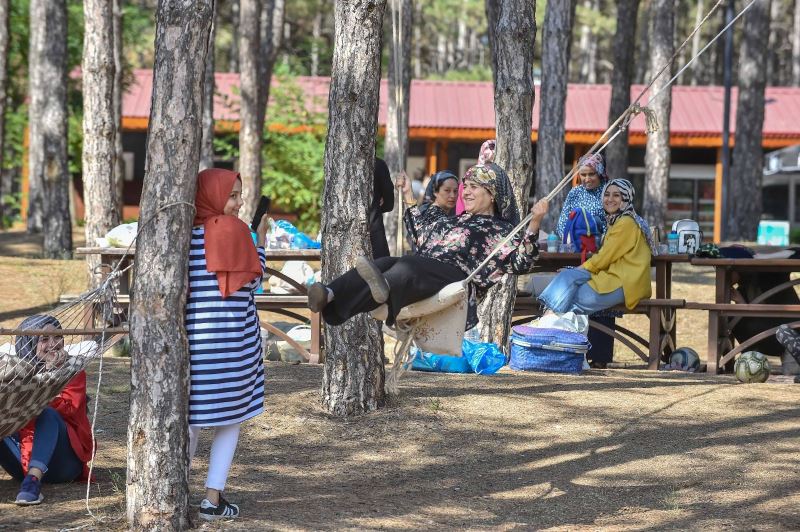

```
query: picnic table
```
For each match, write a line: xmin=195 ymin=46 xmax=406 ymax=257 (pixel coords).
xmin=75 ymin=247 xmax=323 ymax=363
xmin=688 ymin=257 xmax=800 ymax=373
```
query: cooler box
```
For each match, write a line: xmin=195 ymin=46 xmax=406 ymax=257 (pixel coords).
xmin=509 ymin=326 xmax=590 ymax=374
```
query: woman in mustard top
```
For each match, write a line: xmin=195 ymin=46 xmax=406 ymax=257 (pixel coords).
xmin=538 ymin=178 xmax=656 ymax=314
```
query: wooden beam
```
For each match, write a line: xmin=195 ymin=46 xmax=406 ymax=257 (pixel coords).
xmin=714 ymin=147 xmax=723 ymax=242
xmin=425 ymin=140 xmax=437 ymax=175
xmin=439 ymin=141 xmax=449 ymax=172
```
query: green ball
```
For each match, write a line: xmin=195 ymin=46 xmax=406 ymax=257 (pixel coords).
xmin=670 ymin=347 xmax=700 ymax=370
xmin=734 ymin=351 xmax=771 ymax=383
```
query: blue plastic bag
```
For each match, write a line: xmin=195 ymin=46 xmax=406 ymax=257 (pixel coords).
xmin=461 ymin=339 xmax=506 ymax=375
xmin=410 ymin=347 xmax=472 ymax=373
xmin=274 ymin=220 xmax=321 ymax=249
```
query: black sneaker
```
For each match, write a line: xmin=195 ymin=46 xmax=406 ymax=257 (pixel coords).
xmin=198 ymin=495 xmax=240 ymax=521
xmin=308 ymin=282 xmax=329 ymax=313
xmin=355 ymin=256 xmax=390 ymax=304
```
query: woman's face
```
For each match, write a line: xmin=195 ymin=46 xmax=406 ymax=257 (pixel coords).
xmin=462 ymin=180 xmax=495 ymax=215
xmin=224 ymin=179 xmax=244 ymax=217
xmin=603 ymin=184 xmax=624 ymax=214
xmin=578 ymin=165 xmax=601 ymax=190
xmin=35 ymin=325 xmax=66 ymax=369
xmin=433 ymin=178 xmax=459 ymax=210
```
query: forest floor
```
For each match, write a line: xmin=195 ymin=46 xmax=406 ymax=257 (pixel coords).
xmin=0 ymin=228 xmax=799 ymax=530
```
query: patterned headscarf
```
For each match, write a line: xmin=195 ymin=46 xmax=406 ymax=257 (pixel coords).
xmin=478 ymin=139 xmax=496 ymax=165
xmin=602 ymin=178 xmax=657 ymax=255
xmin=15 ymin=314 xmax=62 ymax=366
xmin=463 ymin=162 xmax=520 ymax=225
xmin=578 ymin=152 xmax=608 ymax=181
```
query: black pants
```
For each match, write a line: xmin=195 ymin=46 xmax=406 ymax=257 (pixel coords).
xmin=587 ymin=316 xmax=615 ymax=364
xmin=323 ymin=255 xmax=466 ymax=326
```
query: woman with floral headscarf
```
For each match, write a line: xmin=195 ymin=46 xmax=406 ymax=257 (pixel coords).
xmin=455 ymin=139 xmax=496 ymax=215
xmin=539 ymin=178 xmax=656 ymax=316
xmin=308 ymin=162 xmax=550 ymax=330
xmin=556 ymin=152 xmax=609 ymax=238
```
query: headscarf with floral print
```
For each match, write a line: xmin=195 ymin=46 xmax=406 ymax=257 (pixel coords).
xmin=577 ymin=152 xmax=608 ymax=181
xmin=463 ymin=162 xmax=520 ymax=225
xmin=478 ymin=139 xmax=496 ymax=165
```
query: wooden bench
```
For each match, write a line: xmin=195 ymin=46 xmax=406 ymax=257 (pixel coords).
xmin=513 ymin=296 xmax=686 ymax=369
xmin=60 ymin=292 xmax=322 ymax=364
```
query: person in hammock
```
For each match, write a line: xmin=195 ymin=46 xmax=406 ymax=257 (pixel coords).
xmin=0 ymin=315 xmax=93 ymax=506
xmin=308 ymin=162 xmax=550 ymax=330
xmin=538 ymin=178 xmax=656 ymax=316
xmin=401 ymin=169 xmax=459 ymax=252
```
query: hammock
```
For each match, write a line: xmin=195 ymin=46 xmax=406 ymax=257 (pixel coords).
xmin=0 ymin=271 xmax=127 ymax=438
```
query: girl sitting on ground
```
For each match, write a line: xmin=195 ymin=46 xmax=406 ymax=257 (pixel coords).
xmin=308 ymin=162 xmax=549 ymax=330
xmin=0 ymin=315 xmax=93 ymax=506
xmin=538 ymin=178 xmax=656 ymax=315
xmin=402 ymin=170 xmax=459 ymax=251
xmin=186 ymin=168 xmax=269 ymax=521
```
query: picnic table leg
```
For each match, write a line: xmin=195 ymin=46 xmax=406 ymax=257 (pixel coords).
xmin=648 ymin=306 xmax=661 ymax=370
xmin=309 ymin=311 xmax=321 ymax=364
xmin=707 ymin=309 xmax=719 ymax=374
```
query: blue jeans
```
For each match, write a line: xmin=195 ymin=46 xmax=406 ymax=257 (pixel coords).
xmin=0 ymin=407 xmax=83 ymax=483
xmin=538 ymin=267 xmax=625 ymax=315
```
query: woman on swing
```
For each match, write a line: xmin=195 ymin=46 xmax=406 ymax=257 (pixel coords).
xmin=308 ymin=162 xmax=550 ymax=330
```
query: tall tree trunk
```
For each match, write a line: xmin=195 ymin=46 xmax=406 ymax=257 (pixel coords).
xmin=384 ymin=0 xmax=412 ymax=256
xmin=690 ymin=0 xmax=704 ymax=85
xmin=793 ymin=0 xmax=800 ymax=85
xmin=200 ymin=1 xmax=217 ymax=171
xmin=0 ymin=0 xmax=8 ymax=226
xmin=456 ymin=14 xmax=467 ymax=68
xmin=766 ymin=0 xmax=782 ymax=85
xmin=577 ymin=0 xmax=597 ymax=83
xmin=311 ymin=11 xmax=322 ymax=76
xmin=321 ymin=0 xmax=386 ymax=416
xmin=633 ymin=0 xmax=650 ymax=84
xmin=238 ymin=0 xmax=262 ymax=221
xmin=412 ymin=0 xmax=422 ymax=77
xmin=29 ymin=0 xmax=71 ymax=257
xmin=126 ymin=1 xmax=213 ymax=529
xmin=605 ymin=0 xmax=639 ymax=181
xmin=727 ymin=0 xmax=771 ymax=241
xmin=230 ymin=0 xmax=240 ymax=72
xmin=112 ymin=0 xmax=124 ymax=219
xmin=480 ymin=0 xmax=536 ymax=348
xmin=257 ymin=0 xmax=283 ymax=128
xmin=83 ymin=0 xmax=120 ymax=286
xmin=437 ymin=33 xmax=446 ymax=73
xmin=642 ymin=0 xmax=673 ymax=233
xmin=536 ymin=0 xmax=575 ymax=230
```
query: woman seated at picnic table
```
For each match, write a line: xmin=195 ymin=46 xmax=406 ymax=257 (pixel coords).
xmin=401 ymin=169 xmax=459 ymax=251
xmin=555 ymin=152 xmax=609 ymax=239
xmin=308 ymin=162 xmax=550 ymax=329
xmin=0 ymin=315 xmax=93 ymax=506
xmin=538 ymin=178 xmax=656 ymax=316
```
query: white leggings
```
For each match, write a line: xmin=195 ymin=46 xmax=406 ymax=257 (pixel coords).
xmin=189 ymin=423 xmax=241 ymax=492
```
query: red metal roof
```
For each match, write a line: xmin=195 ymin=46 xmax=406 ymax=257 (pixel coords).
xmin=123 ymin=69 xmax=800 ymax=139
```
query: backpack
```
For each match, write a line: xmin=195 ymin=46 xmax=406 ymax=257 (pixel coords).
xmin=671 ymin=219 xmax=702 ymax=254
xmin=563 ymin=208 xmax=600 ymax=263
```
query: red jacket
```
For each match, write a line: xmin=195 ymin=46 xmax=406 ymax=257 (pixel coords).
xmin=19 ymin=371 xmax=94 ymax=480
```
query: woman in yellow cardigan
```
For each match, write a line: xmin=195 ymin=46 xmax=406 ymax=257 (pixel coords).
xmin=538 ymin=178 xmax=656 ymax=314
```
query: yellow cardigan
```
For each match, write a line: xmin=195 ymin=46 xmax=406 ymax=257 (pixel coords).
xmin=582 ymin=216 xmax=652 ymax=309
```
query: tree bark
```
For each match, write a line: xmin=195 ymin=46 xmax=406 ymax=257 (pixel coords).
xmin=321 ymin=0 xmax=386 ymax=416
xmin=604 ymin=0 xmax=639 ymax=181
xmin=238 ymin=0 xmax=262 ymax=221
xmin=113 ymin=0 xmax=124 ymax=218
xmin=83 ymin=0 xmax=120 ymax=286
xmin=793 ymin=0 xmax=800 ymax=85
xmin=577 ymin=0 xmax=597 ymax=83
xmin=384 ymin=0 xmax=412 ymax=256
xmin=0 ymin=0 xmax=8 ymax=225
xmin=633 ymin=0 xmax=650 ymax=84
xmin=727 ymin=0 xmax=771 ymax=241
xmin=199 ymin=1 xmax=217 ymax=171
xmin=311 ymin=11 xmax=322 ymax=76
xmin=689 ymin=0 xmax=704 ymax=86
xmin=413 ymin=0 xmax=422 ymax=77
xmin=126 ymin=1 xmax=213 ymax=529
xmin=257 ymin=0 xmax=283 ymax=128
xmin=480 ymin=0 xmax=536 ymax=348
xmin=29 ymin=0 xmax=72 ymax=257
xmin=536 ymin=0 xmax=575 ymax=230
xmin=230 ymin=0 xmax=240 ymax=72
xmin=642 ymin=0 xmax=673 ymax=233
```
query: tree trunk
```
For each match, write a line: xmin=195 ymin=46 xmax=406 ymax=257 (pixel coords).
xmin=604 ymin=0 xmax=639 ymax=181
xmin=384 ymin=0 xmax=412 ymax=256
xmin=536 ymin=0 xmax=575 ymax=230
xmin=0 ymin=0 xmax=8 ymax=225
xmin=413 ymin=1 xmax=422 ymax=77
xmin=29 ymin=0 xmax=71 ymax=257
xmin=126 ymin=1 xmax=213 ymax=529
xmin=642 ymin=0 xmax=673 ymax=234
xmin=257 ymin=0 xmax=283 ymax=127
xmin=689 ymin=0 xmax=703 ymax=85
xmin=238 ymin=0 xmax=262 ymax=221
xmin=480 ymin=0 xmax=536 ymax=348
xmin=793 ymin=0 xmax=800 ymax=85
xmin=577 ymin=0 xmax=597 ymax=83
xmin=230 ymin=0 xmax=240 ymax=73
xmin=83 ymin=0 xmax=120 ymax=286
xmin=199 ymin=1 xmax=217 ymax=171
xmin=456 ymin=15 xmax=467 ymax=69
xmin=633 ymin=0 xmax=650 ymax=84
xmin=766 ymin=0 xmax=782 ymax=86
xmin=113 ymin=0 xmax=124 ymax=218
xmin=321 ymin=0 xmax=386 ymax=416
xmin=727 ymin=0 xmax=771 ymax=241
xmin=311 ymin=11 xmax=322 ymax=76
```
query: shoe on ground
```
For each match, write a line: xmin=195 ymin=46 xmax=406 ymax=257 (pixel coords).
xmin=198 ymin=495 xmax=240 ymax=521
xmin=589 ymin=361 xmax=608 ymax=369
xmin=307 ymin=282 xmax=328 ymax=313
xmin=355 ymin=256 xmax=390 ymax=304
xmin=15 ymin=474 xmax=43 ymax=506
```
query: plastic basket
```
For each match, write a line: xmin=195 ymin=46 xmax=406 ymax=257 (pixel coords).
xmin=509 ymin=326 xmax=590 ymax=374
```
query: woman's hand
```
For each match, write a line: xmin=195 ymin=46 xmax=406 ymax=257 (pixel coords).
xmin=528 ymin=198 xmax=549 ymax=233
xmin=395 ymin=171 xmax=415 ymax=204
xmin=255 ymin=213 xmax=270 ymax=247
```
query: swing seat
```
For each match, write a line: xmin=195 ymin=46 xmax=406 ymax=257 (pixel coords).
xmin=371 ymin=281 xmax=468 ymax=356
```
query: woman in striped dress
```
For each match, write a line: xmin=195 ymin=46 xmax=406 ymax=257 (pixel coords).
xmin=186 ymin=168 xmax=269 ymax=521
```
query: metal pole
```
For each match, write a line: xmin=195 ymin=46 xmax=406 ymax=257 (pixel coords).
xmin=720 ymin=0 xmax=735 ymax=242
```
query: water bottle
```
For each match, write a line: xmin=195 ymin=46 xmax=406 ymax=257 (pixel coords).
xmin=667 ymin=231 xmax=679 ymax=254
xmin=546 ymin=233 xmax=559 ymax=253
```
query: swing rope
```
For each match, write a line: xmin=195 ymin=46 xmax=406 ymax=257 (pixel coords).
xmin=391 ymin=0 xmax=406 ymax=255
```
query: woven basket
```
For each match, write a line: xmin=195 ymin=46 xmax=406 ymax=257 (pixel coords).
xmin=509 ymin=326 xmax=590 ymax=374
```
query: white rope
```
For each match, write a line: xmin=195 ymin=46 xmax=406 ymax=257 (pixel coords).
xmin=391 ymin=0 xmax=405 ymax=255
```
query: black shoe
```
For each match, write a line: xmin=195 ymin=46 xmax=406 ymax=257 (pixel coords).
xmin=198 ymin=495 xmax=240 ymax=521
xmin=355 ymin=256 xmax=390 ymax=304
xmin=589 ymin=361 xmax=608 ymax=369
xmin=308 ymin=282 xmax=328 ymax=313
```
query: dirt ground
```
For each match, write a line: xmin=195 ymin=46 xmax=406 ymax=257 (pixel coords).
xmin=0 ymin=228 xmax=799 ymax=530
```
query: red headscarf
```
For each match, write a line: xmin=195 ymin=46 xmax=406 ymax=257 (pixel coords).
xmin=194 ymin=168 xmax=262 ymax=298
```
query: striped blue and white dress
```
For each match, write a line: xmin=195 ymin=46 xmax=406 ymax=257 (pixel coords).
xmin=186 ymin=225 xmax=267 ymax=427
